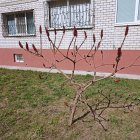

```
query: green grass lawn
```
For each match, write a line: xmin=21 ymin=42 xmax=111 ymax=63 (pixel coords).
xmin=0 ymin=68 xmax=140 ymax=140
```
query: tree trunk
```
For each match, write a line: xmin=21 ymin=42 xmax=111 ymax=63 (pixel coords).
xmin=69 ymin=93 xmax=80 ymax=125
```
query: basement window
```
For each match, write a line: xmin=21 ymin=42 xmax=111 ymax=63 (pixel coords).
xmin=14 ymin=54 xmax=24 ymax=62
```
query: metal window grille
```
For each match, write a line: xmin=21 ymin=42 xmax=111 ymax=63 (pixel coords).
xmin=3 ymin=11 xmax=35 ymax=36
xmin=16 ymin=13 xmax=26 ymax=34
xmin=49 ymin=0 xmax=91 ymax=28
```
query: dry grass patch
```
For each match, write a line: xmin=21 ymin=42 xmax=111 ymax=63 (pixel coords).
xmin=0 ymin=68 xmax=140 ymax=140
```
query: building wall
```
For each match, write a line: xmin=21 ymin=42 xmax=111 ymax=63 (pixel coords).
xmin=0 ymin=0 xmax=140 ymax=76
xmin=0 ymin=0 xmax=44 ymax=49
xmin=0 ymin=0 xmax=140 ymax=49
xmin=94 ymin=0 xmax=140 ymax=50
xmin=0 ymin=0 xmax=94 ymax=50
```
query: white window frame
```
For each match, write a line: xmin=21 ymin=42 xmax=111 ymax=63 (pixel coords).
xmin=14 ymin=54 xmax=24 ymax=63
xmin=47 ymin=0 xmax=94 ymax=29
xmin=5 ymin=10 xmax=35 ymax=36
xmin=115 ymin=0 xmax=140 ymax=26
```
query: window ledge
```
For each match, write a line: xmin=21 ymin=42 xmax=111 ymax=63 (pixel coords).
xmin=4 ymin=34 xmax=36 ymax=37
xmin=15 ymin=61 xmax=24 ymax=63
xmin=48 ymin=26 xmax=94 ymax=31
xmin=115 ymin=22 xmax=140 ymax=27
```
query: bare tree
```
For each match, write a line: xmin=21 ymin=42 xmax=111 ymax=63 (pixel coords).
xmin=19 ymin=26 xmax=140 ymax=130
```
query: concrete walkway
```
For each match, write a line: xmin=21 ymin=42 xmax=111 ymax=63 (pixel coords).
xmin=0 ymin=65 xmax=140 ymax=80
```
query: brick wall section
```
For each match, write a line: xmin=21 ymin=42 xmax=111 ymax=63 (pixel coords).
xmin=0 ymin=0 xmax=44 ymax=48
xmin=0 ymin=0 xmax=140 ymax=50
xmin=94 ymin=0 xmax=140 ymax=50
xmin=0 ymin=0 xmax=93 ymax=50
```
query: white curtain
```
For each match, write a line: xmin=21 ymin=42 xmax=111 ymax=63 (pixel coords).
xmin=49 ymin=0 xmax=69 ymax=28
xmin=70 ymin=0 xmax=90 ymax=27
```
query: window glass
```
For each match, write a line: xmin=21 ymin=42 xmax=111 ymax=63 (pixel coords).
xmin=16 ymin=13 xmax=26 ymax=34
xmin=138 ymin=0 xmax=140 ymax=20
xmin=49 ymin=0 xmax=91 ymax=28
xmin=26 ymin=12 xmax=35 ymax=34
xmin=49 ymin=0 xmax=69 ymax=28
xmin=117 ymin=0 xmax=136 ymax=23
xmin=70 ymin=0 xmax=90 ymax=27
xmin=14 ymin=54 xmax=24 ymax=62
xmin=5 ymin=11 xmax=35 ymax=36
xmin=7 ymin=15 xmax=16 ymax=35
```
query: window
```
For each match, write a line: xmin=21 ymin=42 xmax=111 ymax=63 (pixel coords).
xmin=48 ymin=0 xmax=92 ymax=28
xmin=3 ymin=11 xmax=35 ymax=36
xmin=14 ymin=54 xmax=24 ymax=63
xmin=116 ymin=0 xmax=140 ymax=24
